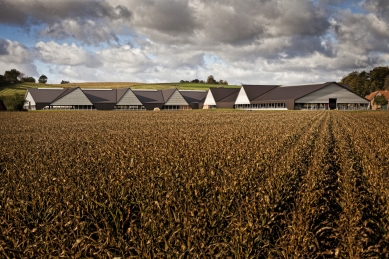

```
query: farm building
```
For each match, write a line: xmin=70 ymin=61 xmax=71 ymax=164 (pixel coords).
xmin=24 ymin=87 xmax=193 ymax=111
xmin=235 ymin=82 xmax=369 ymax=110
xmin=133 ymin=89 xmax=191 ymax=110
xmin=115 ymin=88 xmax=144 ymax=110
xmin=365 ymin=90 xmax=389 ymax=110
xmin=203 ymin=88 xmax=240 ymax=109
xmin=50 ymin=88 xmax=94 ymax=110
xmin=23 ymin=82 xmax=369 ymax=111
xmin=24 ymin=88 xmax=66 ymax=110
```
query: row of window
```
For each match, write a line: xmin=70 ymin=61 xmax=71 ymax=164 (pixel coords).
xmin=235 ymin=103 xmax=286 ymax=109
xmin=295 ymin=103 xmax=369 ymax=110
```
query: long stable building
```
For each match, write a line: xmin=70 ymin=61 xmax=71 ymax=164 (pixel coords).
xmin=24 ymin=87 xmax=207 ymax=111
xmin=234 ymin=82 xmax=369 ymax=110
xmin=24 ymin=82 xmax=369 ymax=111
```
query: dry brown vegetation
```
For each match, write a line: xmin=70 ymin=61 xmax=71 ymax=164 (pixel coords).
xmin=0 ymin=111 xmax=389 ymax=258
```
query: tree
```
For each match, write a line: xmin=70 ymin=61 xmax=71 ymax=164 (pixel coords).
xmin=370 ymin=67 xmax=389 ymax=91
xmin=374 ymin=94 xmax=388 ymax=108
xmin=38 ymin=75 xmax=48 ymax=84
xmin=60 ymin=80 xmax=69 ymax=84
xmin=0 ymin=75 xmax=6 ymax=84
xmin=207 ymin=75 xmax=217 ymax=84
xmin=341 ymin=71 xmax=370 ymax=97
xmin=384 ymin=75 xmax=389 ymax=90
xmin=22 ymin=76 xmax=36 ymax=83
xmin=4 ymin=69 xmax=21 ymax=83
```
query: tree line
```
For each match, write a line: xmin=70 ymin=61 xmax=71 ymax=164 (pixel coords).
xmin=0 ymin=68 xmax=48 ymax=85
xmin=180 ymin=75 xmax=228 ymax=85
xmin=341 ymin=66 xmax=389 ymax=97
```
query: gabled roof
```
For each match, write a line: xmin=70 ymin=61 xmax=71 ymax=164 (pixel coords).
xmin=51 ymin=87 xmax=93 ymax=106
xmin=365 ymin=90 xmax=389 ymax=101
xmin=252 ymin=83 xmax=331 ymax=102
xmin=133 ymin=90 xmax=165 ymax=104
xmin=51 ymin=88 xmax=78 ymax=103
xmin=116 ymin=88 xmax=143 ymax=106
xmin=117 ymin=88 xmax=129 ymax=102
xmin=209 ymin=88 xmax=240 ymax=102
xmin=161 ymin=89 xmax=176 ymax=102
xmin=163 ymin=89 xmax=188 ymax=106
xmin=27 ymin=88 xmax=66 ymax=103
xmin=180 ymin=90 xmax=207 ymax=103
xmin=241 ymin=85 xmax=279 ymax=101
xmin=83 ymin=89 xmax=117 ymax=104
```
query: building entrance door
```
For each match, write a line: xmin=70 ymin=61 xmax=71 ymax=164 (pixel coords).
xmin=329 ymin=98 xmax=337 ymax=110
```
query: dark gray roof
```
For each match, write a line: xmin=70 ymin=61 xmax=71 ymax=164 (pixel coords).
xmin=161 ymin=89 xmax=176 ymax=102
xmin=251 ymin=83 xmax=331 ymax=103
xmin=241 ymin=85 xmax=279 ymax=100
xmin=51 ymin=88 xmax=78 ymax=103
xmin=180 ymin=90 xmax=207 ymax=103
xmin=132 ymin=90 xmax=165 ymax=104
xmin=116 ymin=88 xmax=129 ymax=102
xmin=83 ymin=89 xmax=117 ymax=104
xmin=209 ymin=88 xmax=240 ymax=102
xmin=27 ymin=88 xmax=66 ymax=103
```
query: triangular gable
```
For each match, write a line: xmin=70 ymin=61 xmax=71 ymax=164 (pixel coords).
xmin=51 ymin=88 xmax=93 ymax=106
xmin=164 ymin=89 xmax=189 ymax=106
xmin=235 ymin=87 xmax=250 ymax=105
xmin=210 ymin=88 xmax=240 ymax=102
xmin=296 ymin=82 xmax=369 ymax=103
xmin=242 ymin=85 xmax=279 ymax=101
xmin=25 ymin=91 xmax=36 ymax=106
xmin=162 ymin=89 xmax=176 ymax=102
xmin=117 ymin=88 xmax=143 ymax=106
xmin=203 ymin=90 xmax=217 ymax=105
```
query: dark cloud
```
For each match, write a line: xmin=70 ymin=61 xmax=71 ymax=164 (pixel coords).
xmin=0 ymin=39 xmax=10 ymax=55
xmin=0 ymin=0 xmax=132 ymax=45
xmin=0 ymin=0 xmax=132 ymax=26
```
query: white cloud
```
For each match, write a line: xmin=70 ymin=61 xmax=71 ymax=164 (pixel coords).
xmin=35 ymin=41 xmax=102 ymax=67
xmin=0 ymin=39 xmax=38 ymax=77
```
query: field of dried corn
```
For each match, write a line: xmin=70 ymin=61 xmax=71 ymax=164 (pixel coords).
xmin=1 ymin=111 xmax=389 ymax=258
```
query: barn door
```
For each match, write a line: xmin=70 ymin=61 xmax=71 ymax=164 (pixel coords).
xmin=329 ymin=98 xmax=337 ymax=110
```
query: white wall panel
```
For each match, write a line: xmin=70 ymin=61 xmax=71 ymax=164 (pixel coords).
xmin=296 ymin=83 xmax=369 ymax=103
xmin=235 ymin=87 xmax=250 ymax=105
xmin=117 ymin=89 xmax=143 ymax=105
xmin=25 ymin=92 xmax=36 ymax=105
xmin=51 ymin=88 xmax=93 ymax=105
xmin=203 ymin=91 xmax=216 ymax=105
xmin=164 ymin=90 xmax=188 ymax=105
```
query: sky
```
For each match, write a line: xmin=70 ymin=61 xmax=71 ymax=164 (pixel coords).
xmin=0 ymin=0 xmax=388 ymax=85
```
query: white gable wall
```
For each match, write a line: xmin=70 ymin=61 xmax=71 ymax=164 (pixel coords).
xmin=51 ymin=88 xmax=93 ymax=106
xmin=117 ymin=89 xmax=143 ymax=106
xmin=25 ymin=91 xmax=36 ymax=106
xmin=203 ymin=91 xmax=216 ymax=106
xmin=235 ymin=87 xmax=251 ymax=105
xmin=296 ymin=83 xmax=369 ymax=104
xmin=164 ymin=90 xmax=188 ymax=106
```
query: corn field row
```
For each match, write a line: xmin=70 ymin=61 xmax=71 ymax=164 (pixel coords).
xmin=0 ymin=111 xmax=389 ymax=258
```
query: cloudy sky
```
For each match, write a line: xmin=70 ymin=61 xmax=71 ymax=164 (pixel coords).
xmin=0 ymin=0 xmax=388 ymax=84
